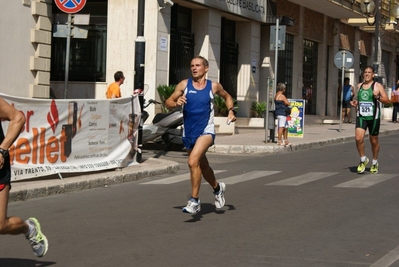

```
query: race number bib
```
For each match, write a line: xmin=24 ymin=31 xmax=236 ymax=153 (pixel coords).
xmin=359 ymin=102 xmax=374 ymax=116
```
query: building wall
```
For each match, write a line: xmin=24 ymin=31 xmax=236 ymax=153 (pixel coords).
xmin=2 ymin=0 xmax=398 ymax=120
xmin=237 ymin=21 xmax=261 ymax=117
xmin=106 ymin=0 xmax=137 ymax=99
xmin=1 ymin=0 xmax=51 ymax=98
xmin=192 ymin=9 xmax=221 ymax=83
xmin=190 ymin=7 xmax=263 ymax=117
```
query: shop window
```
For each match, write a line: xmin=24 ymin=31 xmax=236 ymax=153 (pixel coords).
xmin=51 ymin=24 xmax=107 ymax=82
xmin=51 ymin=1 xmax=107 ymax=82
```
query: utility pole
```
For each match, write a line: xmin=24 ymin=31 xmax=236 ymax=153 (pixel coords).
xmin=135 ymin=0 xmax=145 ymax=163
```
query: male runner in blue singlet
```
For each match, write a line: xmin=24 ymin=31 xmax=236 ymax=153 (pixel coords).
xmin=166 ymin=56 xmax=236 ymax=214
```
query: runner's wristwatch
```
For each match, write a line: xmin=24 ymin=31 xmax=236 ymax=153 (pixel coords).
xmin=0 ymin=148 xmax=9 ymax=158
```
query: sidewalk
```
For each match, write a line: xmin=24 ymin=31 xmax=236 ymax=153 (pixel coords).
xmin=9 ymin=120 xmax=399 ymax=202
xmin=210 ymin=120 xmax=399 ymax=154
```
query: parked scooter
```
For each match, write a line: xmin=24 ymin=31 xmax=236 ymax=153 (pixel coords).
xmin=142 ymin=99 xmax=184 ymax=151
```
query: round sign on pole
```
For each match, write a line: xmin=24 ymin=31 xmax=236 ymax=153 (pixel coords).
xmin=334 ymin=50 xmax=354 ymax=69
xmin=55 ymin=0 xmax=87 ymax=14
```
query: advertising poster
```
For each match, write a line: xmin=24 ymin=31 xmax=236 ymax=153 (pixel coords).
xmin=0 ymin=94 xmax=140 ymax=181
xmin=287 ymin=99 xmax=305 ymax=138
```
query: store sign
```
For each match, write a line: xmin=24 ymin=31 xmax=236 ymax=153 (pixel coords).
xmin=189 ymin=0 xmax=267 ymax=23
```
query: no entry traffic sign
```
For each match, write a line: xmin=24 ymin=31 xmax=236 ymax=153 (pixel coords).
xmin=54 ymin=0 xmax=86 ymax=14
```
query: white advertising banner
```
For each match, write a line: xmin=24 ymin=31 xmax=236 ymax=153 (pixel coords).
xmin=0 ymin=94 xmax=141 ymax=181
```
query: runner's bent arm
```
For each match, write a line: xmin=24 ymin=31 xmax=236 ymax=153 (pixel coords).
xmin=374 ymin=82 xmax=390 ymax=104
xmin=165 ymin=80 xmax=187 ymax=110
xmin=212 ymin=82 xmax=236 ymax=122
xmin=0 ymin=98 xmax=25 ymax=150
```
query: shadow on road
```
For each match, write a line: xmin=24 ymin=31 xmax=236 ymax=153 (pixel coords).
xmin=174 ymin=203 xmax=236 ymax=223
xmin=0 ymin=258 xmax=56 ymax=267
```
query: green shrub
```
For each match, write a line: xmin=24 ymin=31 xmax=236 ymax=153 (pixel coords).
xmin=157 ymin=84 xmax=176 ymax=112
xmin=214 ymin=95 xmax=238 ymax=116
xmin=251 ymin=101 xmax=267 ymax=118
xmin=384 ymin=102 xmax=393 ymax=108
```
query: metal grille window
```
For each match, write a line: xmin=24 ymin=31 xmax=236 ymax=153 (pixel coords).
xmin=169 ymin=5 xmax=194 ymax=86
xmin=303 ymin=39 xmax=318 ymax=115
xmin=220 ymin=18 xmax=238 ymax=99
xmin=277 ymin=33 xmax=293 ymax=97
xmin=359 ymin=55 xmax=368 ymax=83
xmin=381 ymin=50 xmax=390 ymax=87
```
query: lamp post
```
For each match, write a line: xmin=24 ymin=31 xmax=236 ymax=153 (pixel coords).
xmin=361 ymin=0 xmax=399 ymax=81
xmin=361 ymin=0 xmax=380 ymax=79
xmin=135 ymin=0 xmax=145 ymax=163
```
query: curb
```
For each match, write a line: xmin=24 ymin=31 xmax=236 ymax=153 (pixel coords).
xmin=9 ymin=158 xmax=179 ymax=203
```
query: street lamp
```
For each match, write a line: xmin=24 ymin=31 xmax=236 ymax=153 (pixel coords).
xmin=361 ymin=0 xmax=376 ymax=25
xmin=360 ymin=0 xmax=399 ymax=80
xmin=361 ymin=0 xmax=399 ymax=28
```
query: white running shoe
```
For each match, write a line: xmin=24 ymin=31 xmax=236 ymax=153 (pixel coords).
xmin=214 ymin=182 xmax=226 ymax=209
xmin=182 ymin=198 xmax=201 ymax=214
xmin=26 ymin=218 xmax=48 ymax=257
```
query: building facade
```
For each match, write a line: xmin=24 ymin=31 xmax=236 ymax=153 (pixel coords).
xmin=1 ymin=0 xmax=398 ymax=119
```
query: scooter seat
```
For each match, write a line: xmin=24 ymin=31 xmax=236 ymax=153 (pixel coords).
xmin=152 ymin=106 xmax=182 ymax=124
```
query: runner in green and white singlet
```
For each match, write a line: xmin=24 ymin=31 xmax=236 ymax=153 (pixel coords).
xmin=350 ymin=66 xmax=390 ymax=174
xmin=357 ymin=83 xmax=380 ymax=121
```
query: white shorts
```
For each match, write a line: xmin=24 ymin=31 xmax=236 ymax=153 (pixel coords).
xmin=277 ymin=115 xmax=287 ymax=128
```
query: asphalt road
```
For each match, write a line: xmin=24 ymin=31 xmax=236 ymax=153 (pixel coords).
xmin=1 ymin=134 xmax=399 ymax=267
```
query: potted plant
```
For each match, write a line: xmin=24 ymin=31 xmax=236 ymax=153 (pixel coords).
xmin=251 ymin=101 xmax=267 ymax=118
xmin=213 ymin=95 xmax=238 ymax=134
xmin=157 ymin=84 xmax=176 ymax=112
xmin=382 ymin=102 xmax=393 ymax=120
xmin=214 ymin=94 xmax=238 ymax=116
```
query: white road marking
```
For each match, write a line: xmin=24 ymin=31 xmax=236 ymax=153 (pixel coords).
xmin=142 ymin=170 xmax=396 ymax=189
xmin=141 ymin=170 xmax=226 ymax=184
xmin=266 ymin=172 xmax=339 ymax=186
xmin=334 ymin=174 xmax=397 ymax=188
xmin=216 ymin=171 xmax=281 ymax=185
xmin=370 ymin=245 xmax=399 ymax=267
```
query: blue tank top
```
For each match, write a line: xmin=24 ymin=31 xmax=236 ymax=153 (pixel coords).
xmin=274 ymin=100 xmax=286 ymax=116
xmin=343 ymin=85 xmax=352 ymax=102
xmin=182 ymin=78 xmax=214 ymax=138
xmin=274 ymin=93 xmax=286 ymax=116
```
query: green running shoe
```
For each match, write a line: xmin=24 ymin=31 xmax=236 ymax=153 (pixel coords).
xmin=357 ymin=157 xmax=369 ymax=173
xmin=26 ymin=218 xmax=48 ymax=257
xmin=370 ymin=163 xmax=379 ymax=174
